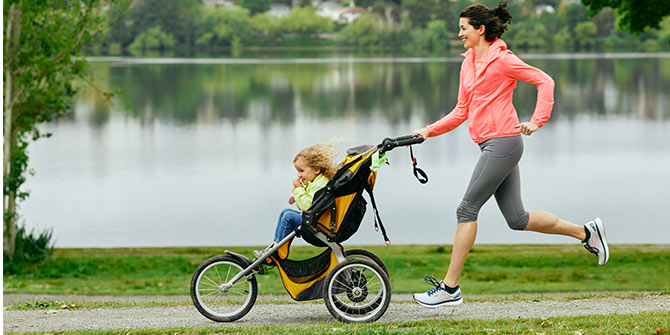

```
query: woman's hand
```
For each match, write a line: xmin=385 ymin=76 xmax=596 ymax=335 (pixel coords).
xmin=413 ymin=127 xmax=430 ymax=140
xmin=515 ymin=121 xmax=539 ymax=136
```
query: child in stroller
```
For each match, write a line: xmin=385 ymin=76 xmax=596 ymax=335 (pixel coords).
xmin=254 ymin=143 xmax=339 ymax=258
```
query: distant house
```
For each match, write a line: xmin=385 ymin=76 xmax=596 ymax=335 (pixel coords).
xmin=535 ymin=4 xmax=555 ymax=15
xmin=339 ymin=6 xmax=366 ymax=24
xmin=267 ymin=3 xmax=291 ymax=17
xmin=317 ymin=1 xmax=345 ymax=21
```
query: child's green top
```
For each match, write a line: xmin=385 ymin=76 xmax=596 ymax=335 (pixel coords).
xmin=291 ymin=174 xmax=329 ymax=211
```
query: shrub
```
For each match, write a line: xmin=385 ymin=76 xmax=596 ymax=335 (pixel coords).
xmin=3 ymin=225 xmax=54 ymax=275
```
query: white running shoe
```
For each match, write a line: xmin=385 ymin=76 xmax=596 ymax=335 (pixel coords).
xmin=412 ymin=275 xmax=462 ymax=308
xmin=582 ymin=217 xmax=609 ymax=265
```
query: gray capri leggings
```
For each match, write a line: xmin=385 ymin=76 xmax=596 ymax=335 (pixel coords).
xmin=456 ymin=135 xmax=530 ymax=230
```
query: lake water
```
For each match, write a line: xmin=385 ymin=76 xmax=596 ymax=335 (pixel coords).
xmin=21 ymin=53 xmax=670 ymax=248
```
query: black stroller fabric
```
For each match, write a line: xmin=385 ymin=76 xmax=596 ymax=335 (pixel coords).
xmin=301 ymin=144 xmax=383 ymax=246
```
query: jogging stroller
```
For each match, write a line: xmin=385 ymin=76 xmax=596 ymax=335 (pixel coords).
xmin=190 ymin=135 xmax=425 ymax=323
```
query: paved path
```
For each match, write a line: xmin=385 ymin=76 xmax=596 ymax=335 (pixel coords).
xmin=3 ymin=295 xmax=669 ymax=333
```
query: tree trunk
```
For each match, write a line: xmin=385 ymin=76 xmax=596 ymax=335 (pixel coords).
xmin=4 ymin=3 xmax=21 ymax=257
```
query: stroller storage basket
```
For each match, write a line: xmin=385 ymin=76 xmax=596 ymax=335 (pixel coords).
xmin=268 ymin=247 xmax=339 ymax=301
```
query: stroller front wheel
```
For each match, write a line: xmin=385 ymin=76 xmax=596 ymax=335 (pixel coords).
xmin=323 ymin=258 xmax=391 ymax=323
xmin=190 ymin=255 xmax=257 ymax=322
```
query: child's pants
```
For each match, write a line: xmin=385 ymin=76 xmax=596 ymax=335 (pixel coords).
xmin=273 ymin=208 xmax=302 ymax=242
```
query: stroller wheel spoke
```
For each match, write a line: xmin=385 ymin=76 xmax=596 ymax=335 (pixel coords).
xmin=202 ymin=275 xmax=221 ymax=288
xmin=333 ymin=277 xmax=354 ymax=291
xmin=214 ymin=265 xmax=223 ymax=284
xmin=225 ymin=265 xmax=232 ymax=282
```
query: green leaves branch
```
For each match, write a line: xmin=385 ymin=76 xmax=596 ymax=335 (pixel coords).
xmin=3 ymin=0 xmax=125 ymax=259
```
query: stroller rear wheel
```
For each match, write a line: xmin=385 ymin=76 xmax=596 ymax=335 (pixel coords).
xmin=190 ymin=255 xmax=257 ymax=322
xmin=323 ymin=258 xmax=391 ymax=323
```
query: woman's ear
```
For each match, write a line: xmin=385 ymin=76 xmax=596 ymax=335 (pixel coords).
xmin=478 ymin=24 xmax=485 ymax=36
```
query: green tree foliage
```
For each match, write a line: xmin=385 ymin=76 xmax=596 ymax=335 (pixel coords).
xmin=402 ymin=0 xmax=433 ymax=28
xmin=337 ymin=13 xmax=385 ymax=47
xmin=236 ymin=0 xmax=272 ymax=15
xmin=371 ymin=1 xmax=401 ymax=28
xmin=129 ymin=26 xmax=175 ymax=51
xmin=109 ymin=0 xmax=200 ymax=47
xmin=401 ymin=0 xmax=454 ymax=28
xmin=575 ymin=21 xmax=598 ymax=48
xmin=251 ymin=14 xmax=283 ymax=45
xmin=103 ymin=1 xmax=670 ymax=52
xmin=196 ymin=7 xmax=254 ymax=49
xmin=582 ymin=0 xmax=670 ymax=34
xmin=3 ymin=0 xmax=113 ymax=258
xmin=424 ymin=20 xmax=450 ymax=50
xmin=553 ymin=26 xmax=572 ymax=49
xmin=337 ymin=12 xmax=411 ymax=47
xmin=279 ymin=6 xmax=333 ymax=38
xmin=507 ymin=21 xmax=549 ymax=49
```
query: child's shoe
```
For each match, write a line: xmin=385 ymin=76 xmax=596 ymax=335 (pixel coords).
xmin=253 ymin=244 xmax=274 ymax=260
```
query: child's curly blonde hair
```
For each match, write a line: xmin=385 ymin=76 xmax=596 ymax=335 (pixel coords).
xmin=293 ymin=143 xmax=339 ymax=179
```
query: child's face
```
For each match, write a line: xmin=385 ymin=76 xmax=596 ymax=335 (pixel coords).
xmin=294 ymin=157 xmax=321 ymax=185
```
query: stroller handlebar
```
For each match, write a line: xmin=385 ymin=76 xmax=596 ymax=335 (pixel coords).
xmin=378 ymin=134 xmax=424 ymax=153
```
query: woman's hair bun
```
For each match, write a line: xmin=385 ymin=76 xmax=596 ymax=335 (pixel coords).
xmin=492 ymin=1 xmax=512 ymax=24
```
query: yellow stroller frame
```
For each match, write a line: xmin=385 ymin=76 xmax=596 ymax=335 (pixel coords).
xmin=190 ymin=135 xmax=424 ymax=323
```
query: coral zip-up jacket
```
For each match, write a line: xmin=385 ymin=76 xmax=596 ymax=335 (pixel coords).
xmin=427 ymin=39 xmax=555 ymax=143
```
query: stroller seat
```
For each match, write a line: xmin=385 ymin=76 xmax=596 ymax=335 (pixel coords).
xmin=300 ymin=144 xmax=387 ymax=247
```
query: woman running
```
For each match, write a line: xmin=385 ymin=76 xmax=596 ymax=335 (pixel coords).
xmin=411 ymin=2 xmax=609 ymax=308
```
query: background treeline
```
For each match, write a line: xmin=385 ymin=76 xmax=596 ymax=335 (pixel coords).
xmin=103 ymin=0 xmax=670 ymax=54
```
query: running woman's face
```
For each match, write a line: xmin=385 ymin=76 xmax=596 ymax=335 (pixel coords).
xmin=294 ymin=157 xmax=321 ymax=185
xmin=458 ymin=17 xmax=484 ymax=49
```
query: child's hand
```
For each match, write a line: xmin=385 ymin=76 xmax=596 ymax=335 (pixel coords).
xmin=293 ymin=178 xmax=303 ymax=188
xmin=288 ymin=195 xmax=295 ymax=205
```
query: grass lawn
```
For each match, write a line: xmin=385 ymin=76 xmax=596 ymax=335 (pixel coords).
xmin=3 ymin=244 xmax=669 ymax=297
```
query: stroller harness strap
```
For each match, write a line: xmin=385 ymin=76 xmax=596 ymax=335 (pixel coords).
xmin=365 ymin=184 xmax=390 ymax=245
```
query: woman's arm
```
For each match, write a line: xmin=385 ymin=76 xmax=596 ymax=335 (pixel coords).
xmin=503 ymin=52 xmax=555 ymax=128
xmin=423 ymin=67 xmax=471 ymax=138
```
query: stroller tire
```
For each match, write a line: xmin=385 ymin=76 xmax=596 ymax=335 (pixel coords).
xmin=190 ymin=255 xmax=257 ymax=322
xmin=323 ymin=258 xmax=391 ymax=323
xmin=344 ymin=249 xmax=389 ymax=277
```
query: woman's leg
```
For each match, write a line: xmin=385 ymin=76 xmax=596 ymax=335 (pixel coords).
xmin=444 ymin=137 xmax=523 ymax=286
xmin=443 ymin=221 xmax=477 ymax=287
xmin=493 ymin=160 xmax=606 ymax=263
xmin=525 ymin=210 xmax=586 ymax=240
xmin=492 ymin=160 xmax=585 ymax=241
xmin=414 ymin=137 xmax=523 ymax=307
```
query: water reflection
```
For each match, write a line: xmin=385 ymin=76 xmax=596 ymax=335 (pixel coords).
xmin=22 ymin=54 xmax=670 ymax=248
xmin=86 ymin=55 xmax=670 ymax=128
